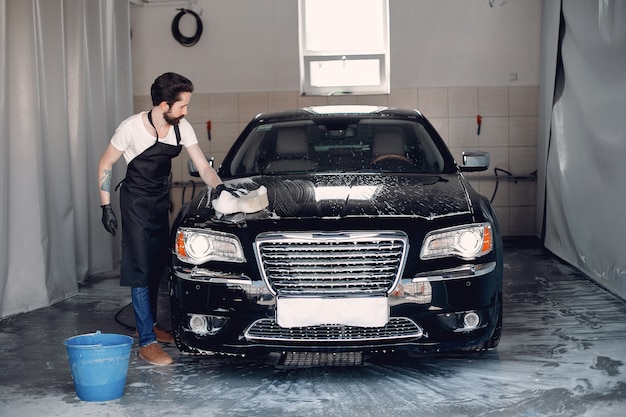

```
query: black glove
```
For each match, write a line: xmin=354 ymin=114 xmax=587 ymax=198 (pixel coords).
xmin=101 ymin=204 xmax=118 ymax=236
xmin=214 ymin=183 xmax=240 ymax=199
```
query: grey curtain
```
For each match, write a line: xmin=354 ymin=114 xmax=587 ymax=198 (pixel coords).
xmin=539 ymin=0 xmax=626 ymax=300
xmin=0 ymin=0 xmax=130 ymax=317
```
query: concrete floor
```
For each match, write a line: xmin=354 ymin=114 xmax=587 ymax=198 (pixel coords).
xmin=0 ymin=239 xmax=625 ymax=417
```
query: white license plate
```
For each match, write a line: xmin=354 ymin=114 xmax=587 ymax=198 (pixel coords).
xmin=276 ymin=296 xmax=389 ymax=328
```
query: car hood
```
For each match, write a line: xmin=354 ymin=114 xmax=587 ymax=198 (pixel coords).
xmin=220 ymin=174 xmax=472 ymax=220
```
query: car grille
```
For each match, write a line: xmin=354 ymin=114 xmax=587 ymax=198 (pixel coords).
xmin=254 ymin=231 xmax=409 ymax=296
xmin=244 ymin=318 xmax=423 ymax=343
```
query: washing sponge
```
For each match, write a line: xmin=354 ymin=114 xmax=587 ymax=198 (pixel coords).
xmin=212 ymin=185 xmax=269 ymax=215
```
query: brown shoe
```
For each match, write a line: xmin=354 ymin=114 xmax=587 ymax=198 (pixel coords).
xmin=134 ymin=324 xmax=175 ymax=344
xmin=138 ymin=343 xmax=173 ymax=366
xmin=153 ymin=324 xmax=175 ymax=344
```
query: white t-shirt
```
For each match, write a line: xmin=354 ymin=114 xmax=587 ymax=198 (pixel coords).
xmin=110 ymin=111 xmax=199 ymax=164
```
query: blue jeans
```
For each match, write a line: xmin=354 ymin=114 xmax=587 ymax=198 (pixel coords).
xmin=131 ymin=286 xmax=156 ymax=347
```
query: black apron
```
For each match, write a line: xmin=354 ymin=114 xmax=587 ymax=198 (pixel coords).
xmin=119 ymin=111 xmax=182 ymax=287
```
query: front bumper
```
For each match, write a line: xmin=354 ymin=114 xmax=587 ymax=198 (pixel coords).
xmin=169 ymin=261 xmax=501 ymax=355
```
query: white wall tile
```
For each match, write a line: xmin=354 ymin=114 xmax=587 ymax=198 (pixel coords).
xmin=208 ymin=93 xmax=238 ymax=122
xmin=509 ymin=146 xmax=537 ymax=176
xmin=268 ymin=91 xmax=299 ymax=112
xmin=448 ymin=117 xmax=478 ymax=148
xmin=298 ymin=94 xmax=329 ymax=107
xmin=238 ymin=92 xmax=268 ymax=122
xmin=509 ymin=85 xmax=538 ymax=116
xmin=328 ymin=95 xmax=358 ymax=105
xmin=479 ymin=86 xmax=508 ymax=117
xmin=449 ymin=87 xmax=478 ymax=117
xmin=418 ymin=87 xmax=448 ymax=118
xmin=357 ymin=95 xmax=388 ymax=106
xmin=187 ymin=93 xmax=209 ymax=124
xmin=478 ymin=116 xmax=509 ymax=147
xmin=389 ymin=88 xmax=418 ymax=109
xmin=510 ymin=116 xmax=538 ymax=147
xmin=510 ymin=180 xmax=537 ymax=207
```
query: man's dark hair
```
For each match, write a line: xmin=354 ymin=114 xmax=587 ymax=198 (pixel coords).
xmin=150 ymin=72 xmax=194 ymax=106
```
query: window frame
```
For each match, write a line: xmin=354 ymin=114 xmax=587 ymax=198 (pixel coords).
xmin=298 ymin=0 xmax=390 ymax=96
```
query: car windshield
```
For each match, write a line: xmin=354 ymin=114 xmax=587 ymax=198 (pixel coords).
xmin=224 ymin=118 xmax=448 ymax=176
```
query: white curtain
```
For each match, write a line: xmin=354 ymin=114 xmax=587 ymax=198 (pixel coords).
xmin=539 ymin=0 xmax=626 ymax=300
xmin=0 ymin=0 xmax=131 ymax=317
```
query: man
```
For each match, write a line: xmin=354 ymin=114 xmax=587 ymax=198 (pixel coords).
xmin=98 ymin=72 xmax=230 ymax=365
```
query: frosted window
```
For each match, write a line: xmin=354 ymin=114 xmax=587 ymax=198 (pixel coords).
xmin=299 ymin=0 xmax=390 ymax=96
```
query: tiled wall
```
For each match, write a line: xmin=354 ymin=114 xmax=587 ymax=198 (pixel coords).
xmin=134 ymin=85 xmax=538 ymax=236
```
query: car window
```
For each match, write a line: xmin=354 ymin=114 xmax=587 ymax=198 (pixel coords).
xmin=225 ymin=118 xmax=447 ymax=176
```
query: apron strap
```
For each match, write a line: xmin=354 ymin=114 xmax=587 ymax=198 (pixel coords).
xmin=147 ymin=110 xmax=160 ymax=144
xmin=148 ymin=109 xmax=182 ymax=145
xmin=174 ymin=124 xmax=181 ymax=145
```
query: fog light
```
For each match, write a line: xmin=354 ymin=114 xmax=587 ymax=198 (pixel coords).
xmin=189 ymin=314 xmax=209 ymax=334
xmin=463 ymin=312 xmax=480 ymax=329
xmin=188 ymin=314 xmax=229 ymax=335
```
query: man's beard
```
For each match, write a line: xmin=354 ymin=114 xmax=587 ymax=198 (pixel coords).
xmin=164 ymin=110 xmax=184 ymax=126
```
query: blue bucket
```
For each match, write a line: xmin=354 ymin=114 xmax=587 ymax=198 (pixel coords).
xmin=63 ymin=331 xmax=134 ymax=401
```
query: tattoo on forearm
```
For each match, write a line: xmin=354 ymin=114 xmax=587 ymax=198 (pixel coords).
xmin=100 ymin=169 xmax=112 ymax=192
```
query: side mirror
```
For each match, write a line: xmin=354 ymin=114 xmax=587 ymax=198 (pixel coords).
xmin=187 ymin=156 xmax=214 ymax=177
xmin=460 ymin=151 xmax=490 ymax=172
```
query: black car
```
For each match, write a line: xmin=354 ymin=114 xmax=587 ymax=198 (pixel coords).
xmin=168 ymin=105 xmax=503 ymax=360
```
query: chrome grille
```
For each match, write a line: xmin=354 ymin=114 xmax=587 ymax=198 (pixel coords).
xmin=254 ymin=231 xmax=409 ymax=296
xmin=245 ymin=318 xmax=423 ymax=342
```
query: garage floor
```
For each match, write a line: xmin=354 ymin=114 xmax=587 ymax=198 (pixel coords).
xmin=0 ymin=238 xmax=625 ymax=417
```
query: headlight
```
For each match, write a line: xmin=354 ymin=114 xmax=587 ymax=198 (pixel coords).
xmin=175 ymin=227 xmax=246 ymax=264
xmin=420 ymin=223 xmax=493 ymax=260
